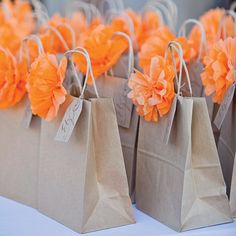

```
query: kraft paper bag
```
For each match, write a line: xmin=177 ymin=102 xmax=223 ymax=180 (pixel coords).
xmin=112 ymin=53 xmax=141 ymax=78
xmin=0 ymin=97 xmax=41 ymax=208
xmin=230 ymin=155 xmax=236 ymax=217
xmin=182 ymin=60 xmax=215 ymax=123
xmin=38 ymin=49 xmax=135 ymax=233
xmin=86 ymin=75 xmax=139 ymax=202
xmin=86 ymin=34 xmax=139 ymax=202
xmin=136 ymin=43 xmax=232 ymax=231
xmin=179 ymin=19 xmax=215 ymax=121
xmin=215 ymin=85 xmax=236 ymax=217
xmin=136 ymin=96 xmax=233 ymax=231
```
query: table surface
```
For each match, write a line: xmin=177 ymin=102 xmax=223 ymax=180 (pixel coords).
xmin=0 ymin=197 xmax=236 ymax=236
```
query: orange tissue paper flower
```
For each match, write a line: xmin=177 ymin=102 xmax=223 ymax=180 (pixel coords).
xmin=27 ymin=53 xmax=67 ymax=120
xmin=201 ymin=37 xmax=236 ymax=104
xmin=0 ymin=0 xmax=35 ymax=55
xmin=40 ymin=14 xmax=72 ymax=53
xmin=0 ymin=21 xmax=22 ymax=55
xmin=140 ymin=11 xmax=162 ymax=46
xmin=189 ymin=8 xmax=235 ymax=58
xmin=110 ymin=15 xmax=133 ymax=38
xmin=69 ymin=12 xmax=88 ymax=45
xmin=0 ymin=47 xmax=27 ymax=108
xmin=139 ymin=26 xmax=175 ymax=73
xmin=139 ymin=26 xmax=197 ymax=73
xmin=73 ymin=24 xmax=128 ymax=83
xmin=1 ymin=0 xmax=35 ymax=37
xmin=128 ymin=56 xmax=175 ymax=122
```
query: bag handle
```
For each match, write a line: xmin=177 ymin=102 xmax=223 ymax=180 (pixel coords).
xmin=218 ymin=10 xmax=236 ymax=40
xmin=145 ymin=3 xmax=173 ymax=30
xmin=43 ymin=25 xmax=70 ymax=51
xmin=32 ymin=0 xmax=49 ymax=16
xmin=19 ymin=35 xmax=44 ymax=67
xmin=66 ymin=1 xmax=101 ymax=24
xmin=230 ymin=1 xmax=236 ymax=11
xmin=165 ymin=41 xmax=192 ymax=97
xmin=150 ymin=0 xmax=178 ymax=25
xmin=105 ymin=10 xmax=137 ymax=48
xmin=178 ymin=19 xmax=207 ymax=61
xmin=141 ymin=5 xmax=164 ymax=27
xmin=99 ymin=0 xmax=124 ymax=14
xmin=65 ymin=47 xmax=99 ymax=99
xmin=33 ymin=10 xmax=50 ymax=25
xmin=145 ymin=0 xmax=177 ymax=32
xmin=113 ymin=32 xmax=134 ymax=78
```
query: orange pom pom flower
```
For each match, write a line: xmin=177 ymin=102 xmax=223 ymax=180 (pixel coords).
xmin=128 ymin=56 xmax=175 ymax=122
xmin=27 ymin=53 xmax=67 ymax=121
xmin=201 ymin=37 xmax=236 ymax=104
xmin=0 ymin=47 xmax=26 ymax=108
xmin=189 ymin=8 xmax=235 ymax=56
xmin=139 ymin=26 xmax=196 ymax=73
xmin=73 ymin=25 xmax=128 ymax=83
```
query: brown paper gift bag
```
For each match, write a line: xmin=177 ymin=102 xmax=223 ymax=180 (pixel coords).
xmin=214 ymin=84 xmax=236 ymax=217
xmin=135 ymin=42 xmax=232 ymax=231
xmin=0 ymin=36 xmax=43 ymax=208
xmin=86 ymin=32 xmax=139 ymax=202
xmin=0 ymin=97 xmax=41 ymax=208
xmin=38 ymin=49 xmax=135 ymax=233
xmin=179 ymin=19 xmax=215 ymax=121
xmin=230 ymin=154 xmax=236 ymax=217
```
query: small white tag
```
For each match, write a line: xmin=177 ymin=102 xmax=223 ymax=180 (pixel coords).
xmin=21 ymin=101 xmax=33 ymax=128
xmin=55 ymin=98 xmax=83 ymax=142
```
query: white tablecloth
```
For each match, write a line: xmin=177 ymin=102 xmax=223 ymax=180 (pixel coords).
xmin=0 ymin=196 xmax=235 ymax=236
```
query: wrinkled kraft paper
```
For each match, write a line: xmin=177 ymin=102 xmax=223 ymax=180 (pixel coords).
xmin=217 ymin=91 xmax=236 ymax=217
xmin=0 ymin=97 xmax=41 ymax=208
xmin=38 ymin=95 xmax=135 ymax=233
xmin=86 ymin=72 xmax=139 ymax=203
xmin=136 ymin=96 xmax=232 ymax=231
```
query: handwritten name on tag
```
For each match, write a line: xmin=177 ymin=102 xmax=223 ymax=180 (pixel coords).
xmin=115 ymin=82 xmax=133 ymax=128
xmin=55 ymin=98 xmax=83 ymax=142
xmin=163 ymin=95 xmax=178 ymax=144
xmin=21 ymin=101 xmax=33 ymax=128
xmin=214 ymin=84 xmax=235 ymax=130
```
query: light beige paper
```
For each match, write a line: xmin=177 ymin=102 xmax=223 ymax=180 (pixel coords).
xmin=217 ymin=90 xmax=236 ymax=217
xmin=136 ymin=96 xmax=233 ymax=231
xmin=38 ymin=95 xmax=135 ymax=233
xmin=112 ymin=53 xmax=140 ymax=78
xmin=0 ymin=97 xmax=41 ymax=208
xmin=230 ymin=155 xmax=236 ymax=217
xmin=86 ymin=38 xmax=139 ymax=202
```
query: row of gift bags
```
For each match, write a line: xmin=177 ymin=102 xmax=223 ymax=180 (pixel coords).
xmin=0 ymin=37 xmax=236 ymax=233
xmin=0 ymin=48 xmax=135 ymax=233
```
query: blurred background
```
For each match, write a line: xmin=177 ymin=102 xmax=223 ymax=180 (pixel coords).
xmin=42 ymin=0 xmax=231 ymax=29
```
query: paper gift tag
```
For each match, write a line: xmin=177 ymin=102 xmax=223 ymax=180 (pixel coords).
xmin=114 ymin=81 xmax=133 ymax=129
xmin=163 ymin=95 xmax=178 ymax=144
xmin=214 ymin=84 xmax=235 ymax=130
xmin=55 ymin=98 xmax=83 ymax=142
